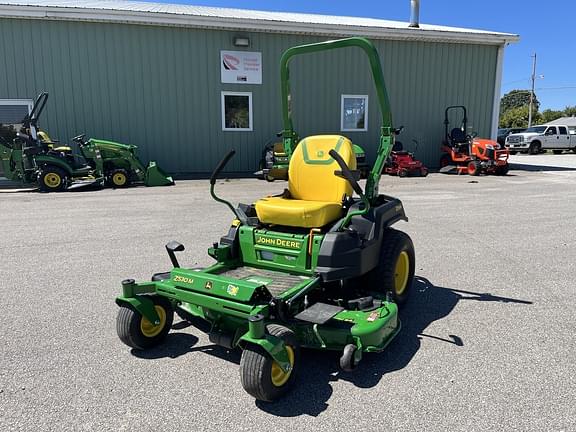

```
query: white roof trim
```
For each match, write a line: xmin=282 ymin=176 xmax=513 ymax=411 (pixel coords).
xmin=0 ymin=1 xmax=519 ymax=45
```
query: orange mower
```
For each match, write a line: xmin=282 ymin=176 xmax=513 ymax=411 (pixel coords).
xmin=439 ymin=106 xmax=509 ymax=176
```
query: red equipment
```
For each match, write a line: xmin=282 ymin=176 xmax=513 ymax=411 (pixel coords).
xmin=385 ymin=141 xmax=429 ymax=177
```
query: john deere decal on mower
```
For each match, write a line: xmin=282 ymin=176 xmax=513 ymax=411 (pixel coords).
xmin=115 ymin=37 xmax=415 ymax=401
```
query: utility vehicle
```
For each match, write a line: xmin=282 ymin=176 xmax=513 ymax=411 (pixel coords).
xmin=115 ymin=37 xmax=415 ymax=401
xmin=440 ymin=105 xmax=509 ymax=175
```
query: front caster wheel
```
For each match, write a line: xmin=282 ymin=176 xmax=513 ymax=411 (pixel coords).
xmin=240 ymin=324 xmax=300 ymax=401
xmin=340 ymin=344 xmax=359 ymax=372
xmin=116 ymin=295 xmax=174 ymax=350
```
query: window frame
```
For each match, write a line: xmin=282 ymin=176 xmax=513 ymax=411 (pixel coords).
xmin=221 ymin=91 xmax=253 ymax=132
xmin=0 ymin=98 xmax=34 ymax=119
xmin=340 ymin=94 xmax=369 ymax=132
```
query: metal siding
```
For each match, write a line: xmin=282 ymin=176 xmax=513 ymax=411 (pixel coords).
xmin=0 ymin=18 xmax=498 ymax=173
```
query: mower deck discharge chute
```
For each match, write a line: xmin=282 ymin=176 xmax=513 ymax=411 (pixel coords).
xmin=115 ymin=38 xmax=415 ymax=401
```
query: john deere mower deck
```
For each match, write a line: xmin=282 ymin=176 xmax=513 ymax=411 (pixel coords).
xmin=115 ymin=37 xmax=415 ymax=401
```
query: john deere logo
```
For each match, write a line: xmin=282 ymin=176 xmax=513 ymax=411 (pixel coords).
xmin=205 ymin=281 xmax=213 ymax=290
xmin=317 ymin=150 xmax=325 ymax=157
xmin=255 ymin=235 xmax=302 ymax=250
xmin=227 ymin=285 xmax=239 ymax=296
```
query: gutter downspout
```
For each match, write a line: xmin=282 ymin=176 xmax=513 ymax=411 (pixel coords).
xmin=491 ymin=43 xmax=505 ymax=140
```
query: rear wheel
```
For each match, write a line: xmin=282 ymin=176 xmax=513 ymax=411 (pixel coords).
xmin=440 ymin=154 xmax=452 ymax=168
xmin=240 ymin=324 xmax=300 ymax=401
xmin=398 ymin=168 xmax=408 ymax=178
xmin=116 ymin=295 xmax=174 ymax=350
xmin=109 ymin=168 xmax=130 ymax=188
xmin=38 ymin=166 xmax=67 ymax=192
xmin=366 ymin=228 xmax=415 ymax=306
xmin=467 ymin=160 xmax=481 ymax=176
xmin=420 ymin=167 xmax=429 ymax=177
xmin=495 ymin=163 xmax=510 ymax=176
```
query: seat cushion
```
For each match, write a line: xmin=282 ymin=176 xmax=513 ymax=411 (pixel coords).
xmin=255 ymin=197 xmax=343 ymax=228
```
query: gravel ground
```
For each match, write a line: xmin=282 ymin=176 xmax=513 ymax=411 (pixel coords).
xmin=1 ymin=153 xmax=575 ymax=431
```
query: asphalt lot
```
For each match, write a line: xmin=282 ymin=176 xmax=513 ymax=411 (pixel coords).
xmin=1 ymin=153 xmax=575 ymax=431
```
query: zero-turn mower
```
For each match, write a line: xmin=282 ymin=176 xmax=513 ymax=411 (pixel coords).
xmin=114 ymin=37 xmax=415 ymax=402
xmin=440 ymin=105 xmax=509 ymax=176
xmin=384 ymin=138 xmax=429 ymax=177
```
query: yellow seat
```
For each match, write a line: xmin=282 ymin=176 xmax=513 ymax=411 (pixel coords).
xmin=255 ymin=135 xmax=356 ymax=228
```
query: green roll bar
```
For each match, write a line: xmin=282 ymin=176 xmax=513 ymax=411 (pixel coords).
xmin=279 ymin=37 xmax=395 ymax=203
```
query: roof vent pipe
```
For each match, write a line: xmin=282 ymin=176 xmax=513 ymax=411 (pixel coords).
xmin=409 ymin=0 xmax=420 ymax=28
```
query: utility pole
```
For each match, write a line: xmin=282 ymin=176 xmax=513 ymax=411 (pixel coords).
xmin=528 ymin=53 xmax=537 ymax=127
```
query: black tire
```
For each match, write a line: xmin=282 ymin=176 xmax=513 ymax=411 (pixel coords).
xmin=365 ymin=228 xmax=415 ymax=306
xmin=572 ymin=148 xmax=576 ymax=154
xmin=38 ymin=166 xmax=67 ymax=192
xmin=495 ymin=163 xmax=510 ymax=176
xmin=439 ymin=153 xmax=452 ymax=168
xmin=116 ymin=295 xmax=174 ymax=350
xmin=420 ymin=167 xmax=429 ymax=177
xmin=240 ymin=324 xmax=300 ymax=401
xmin=398 ymin=169 xmax=408 ymax=178
xmin=553 ymin=150 xmax=563 ymax=155
xmin=529 ymin=141 xmax=541 ymax=155
xmin=340 ymin=344 xmax=359 ymax=372
xmin=108 ymin=168 xmax=130 ymax=188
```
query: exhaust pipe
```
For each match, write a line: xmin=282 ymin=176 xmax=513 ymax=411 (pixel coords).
xmin=409 ymin=0 xmax=420 ymax=28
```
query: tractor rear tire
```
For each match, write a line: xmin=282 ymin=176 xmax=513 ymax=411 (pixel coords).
xmin=495 ymin=163 xmax=510 ymax=176
xmin=240 ymin=325 xmax=300 ymax=401
xmin=38 ymin=166 xmax=67 ymax=192
xmin=440 ymin=154 xmax=452 ymax=168
xmin=365 ymin=228 xmax=415 ymax=306
xmin=116 ymin=295 xmax=174 ymax=350
xmin=109 ymin=169 xmax=130 ymax=188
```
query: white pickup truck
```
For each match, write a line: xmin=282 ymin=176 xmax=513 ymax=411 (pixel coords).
xmin=505 ymin=125 xmax=575 ymax=154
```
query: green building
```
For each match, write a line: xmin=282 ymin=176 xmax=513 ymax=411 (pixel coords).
xmin=0 ymin=1 xmax=518 ymax=176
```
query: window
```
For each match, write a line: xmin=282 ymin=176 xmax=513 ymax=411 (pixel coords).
xmin=0 ymin=99 xmax=33 ymax=144
xmin=546 ymin=126 xmax=557 ymax=135
xmin=221 ymin=92 xmax=253 ymax=131
xmin=559 ymin=126 xmax=567 ymax=135
xmin=341 ymin=95 xmax=368 ymax=131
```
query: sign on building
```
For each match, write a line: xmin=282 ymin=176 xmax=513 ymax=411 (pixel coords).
xmin=220 ymin=51 xmax=262 ymax=84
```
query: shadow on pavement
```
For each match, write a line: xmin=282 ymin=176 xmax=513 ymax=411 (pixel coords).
xmin=256 ymin=276 xmax=532 ymax=417
xmin=510 ymin=163 xmax=576 ymax=172
xmin=130 ymin=276 xmax=532 ymax=416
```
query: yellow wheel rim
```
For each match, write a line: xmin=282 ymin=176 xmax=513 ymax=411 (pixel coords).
xmin=394 ymin=251 xmax=410 ymax=296
xmin=140 ymin=305 xmax=166 ymax=338
xmin=112 ymin=172 xmax=127 ymax=186
xmin=44 ymin=173 xmax=61 ymax=188
xmin=271 ymin=346 xmax=294 ymax=387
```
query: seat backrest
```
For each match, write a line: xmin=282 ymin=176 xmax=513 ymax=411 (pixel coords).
xmin=288 ymin=135 xmax=356 ymax=202
xmin=450 ymin=127 xmax=467 ymax=144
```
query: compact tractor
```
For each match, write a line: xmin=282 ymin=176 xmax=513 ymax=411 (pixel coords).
xmin=0 ymin=92 xmax=173 ymax=191
xmin=114 ymin=38 xmax=415 ymax=402
xmin=440 ymin=106 xmax=509 ymax=176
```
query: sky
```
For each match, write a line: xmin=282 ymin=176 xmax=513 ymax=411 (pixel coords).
xmin=149 ymin=0 xmax=576 ymax=112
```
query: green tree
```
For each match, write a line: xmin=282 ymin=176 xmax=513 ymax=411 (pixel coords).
xmin=499 ymin=105 xmax=542 ymax=128
xmin=541 ymin=109 xmax=564 ymax=123
xmin=500 ymin=89 xmax=540 ymax=113
xmin=563 ymin=105 xmax=576 ymax=117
